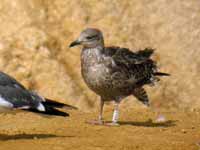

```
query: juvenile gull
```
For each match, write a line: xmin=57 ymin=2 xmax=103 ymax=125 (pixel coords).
xmin=0 ymin=71 xmax=77 ymax=117
xmin=69 ymin=28 xmax=170 ymax=125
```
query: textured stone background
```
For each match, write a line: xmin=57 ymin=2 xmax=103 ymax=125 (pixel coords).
xmin=0 ymin=0 xmax=199 ymax=111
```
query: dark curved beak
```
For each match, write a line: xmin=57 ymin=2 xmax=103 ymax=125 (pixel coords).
xmin=69 ymin=40 xmax=81 ymax=48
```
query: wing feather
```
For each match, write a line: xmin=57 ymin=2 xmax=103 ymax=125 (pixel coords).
xmin=104 ymin=47 xmax=157 ymax=86
xmin=0 ymin=72 xmax=26 ymax=89
xmin=0 ymin=86 xmax=39 ymax=109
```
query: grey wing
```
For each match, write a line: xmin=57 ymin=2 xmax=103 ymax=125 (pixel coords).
xmin=0 ymin=85 xmax=42 ymax=110
xmin=0 ymin=72 xmax=26 ymax=89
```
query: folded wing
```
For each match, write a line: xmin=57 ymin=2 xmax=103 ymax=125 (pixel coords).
xmin=105 ymin=47 xmax=168 ymax=87
xmin=0 ymin=86 xmax=69 ymax=117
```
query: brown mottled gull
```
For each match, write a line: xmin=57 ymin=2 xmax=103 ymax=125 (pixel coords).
xmin=69 ymin=28 xmax=169 ymax=126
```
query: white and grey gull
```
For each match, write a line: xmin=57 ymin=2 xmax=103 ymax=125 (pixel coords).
xmin=0 ymin=71 xmax=77 ymax=117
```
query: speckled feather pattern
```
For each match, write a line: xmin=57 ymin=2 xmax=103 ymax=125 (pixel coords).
xmin=81 ymin=46 xmax=158 ymax=102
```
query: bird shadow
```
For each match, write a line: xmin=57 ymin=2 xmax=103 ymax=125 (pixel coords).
xmin=0 ymin=133 xmax=72 ymax=141
xmin=118 ymin=120 xmax=176 ymax=127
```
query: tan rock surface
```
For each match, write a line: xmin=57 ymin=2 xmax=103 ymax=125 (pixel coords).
xmin=0 ymin=0 xmax=199 ymax=110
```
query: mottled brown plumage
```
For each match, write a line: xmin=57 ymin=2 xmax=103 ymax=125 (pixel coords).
xmin=69 ymin=28 xmax=169 ymax=125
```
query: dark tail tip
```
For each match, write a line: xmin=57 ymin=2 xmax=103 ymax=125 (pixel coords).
xmin=26 ymin=107 xmax=69 ymax=117
xmin=154 ymin=72 xmax=170 ymax=76
xmin=44 ymin=98 xmax=78 ymax=110
xmin=44 ymin=107 xmax=70 ymax=117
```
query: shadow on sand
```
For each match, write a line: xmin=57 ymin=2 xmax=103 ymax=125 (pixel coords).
xmin=118 ymin=120 xmax=176 ymax=127
xmin=0 ymin=133 xmax=72 ymax=141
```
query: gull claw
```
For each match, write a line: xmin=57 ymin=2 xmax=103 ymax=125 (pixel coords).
xmin=104 ymin=122 xmax=120 ymax=126
xmin=86 ymin=120 xmax=104 ymax=125
xmin=155 ymin=114 xmax=166 ymax=123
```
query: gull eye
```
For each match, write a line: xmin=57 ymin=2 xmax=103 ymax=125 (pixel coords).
xmin=86 ymin=35 xmax=97 ymax=40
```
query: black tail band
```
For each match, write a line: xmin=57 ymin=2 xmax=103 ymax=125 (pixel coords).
xmin=154 ymin=72 xmax=170 ymax=76
xmin=44 ymin=98 xmax=77 ymax=109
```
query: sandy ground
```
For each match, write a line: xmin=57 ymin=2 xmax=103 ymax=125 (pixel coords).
xmin=0 ymin=107 xmax=199 ymax=150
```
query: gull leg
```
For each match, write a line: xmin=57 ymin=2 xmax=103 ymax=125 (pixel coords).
xmin=98 ymin=99 xmax=104 ymax=123
xmin=105 ymin=101 xmax=120 ymax=126
xmin=86 ymin=98 xmax=104 ymax=125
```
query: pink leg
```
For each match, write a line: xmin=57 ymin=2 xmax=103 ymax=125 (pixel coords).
xmin=105 ymin=101 xmax=120 ymax=126
xmin=86 ymin=99 xmax=104 ymax=125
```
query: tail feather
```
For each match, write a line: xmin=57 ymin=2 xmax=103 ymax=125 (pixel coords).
xmin=44 ymin=98 xmax=77 ymax=110
xmin=154 ymin=72 xmax=170 ymax=76
xmin=23 ymin=99 xmax=72 ymax=117
xmin=25 ymin=106 xmax=69 ymax=117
